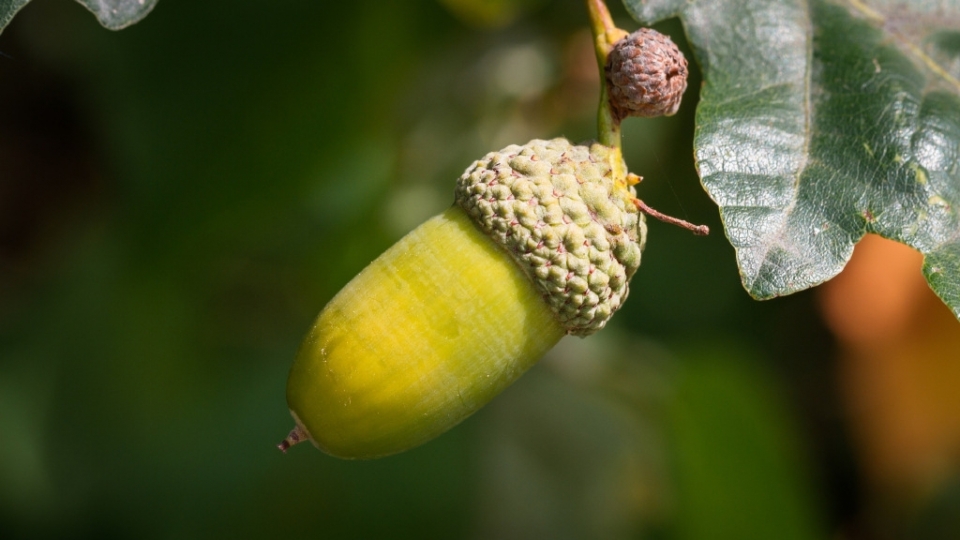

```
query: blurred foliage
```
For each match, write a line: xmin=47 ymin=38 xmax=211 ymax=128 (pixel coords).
xmin=437 ymin=0 xmax=549 ymax=28
xmin=0 ymin=0 xmax=958 ymax=539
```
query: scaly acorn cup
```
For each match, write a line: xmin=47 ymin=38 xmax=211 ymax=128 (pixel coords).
xmin=281 ymin=138 xmax=647 ymax=459
xmin=605 ymin=28 xmax=688 ymax=120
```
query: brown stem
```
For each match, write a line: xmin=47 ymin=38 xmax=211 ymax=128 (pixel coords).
xmin=633 ymin=199 xmax=709 ymax=236
xmin=277 ymin=425 xmax=307 ymax=453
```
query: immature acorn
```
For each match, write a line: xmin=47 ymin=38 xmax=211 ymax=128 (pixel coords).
xmin=605 ymin=28 xmax=688 ymax=120
xmin=280 ymin=138 xmax=647 ymax=459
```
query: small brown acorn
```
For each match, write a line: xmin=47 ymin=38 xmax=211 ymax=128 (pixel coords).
xmin=605 ymin=28 xmax=688 ymax=120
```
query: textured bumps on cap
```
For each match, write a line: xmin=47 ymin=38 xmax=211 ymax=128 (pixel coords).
xmin=455 ymin=138 xmax=646 ymax=336
xmin=605 ymin=28 xmax=688 ymax=120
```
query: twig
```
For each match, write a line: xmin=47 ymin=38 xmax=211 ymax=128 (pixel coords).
xmin=633 ymin=198 xmax=709 ymax=236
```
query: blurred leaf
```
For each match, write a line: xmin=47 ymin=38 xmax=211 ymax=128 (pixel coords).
xmin=471 ymin=334 xmax=673 ymax=540
xmin=624 ymin=0 xmax=960 ymax=319
xmin=667 ymin=344 xmax=824 ymax=540
xmin=0 ymin=357 xmax=55 ymax=523
xmin=436 ymin=0 xmax=546 ymax=27
xmin=0 ymin=0 xmax=155 ymax=34
xmin=908 ymin=476 xmax=960 ymax=540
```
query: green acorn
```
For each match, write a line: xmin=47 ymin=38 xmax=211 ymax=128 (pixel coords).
xmin=280 ymin=138 xmax=647 ymax=459
xmin=279 ymin=0 xmax=707 ymax=459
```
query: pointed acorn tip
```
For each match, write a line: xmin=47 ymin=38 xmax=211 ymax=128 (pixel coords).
xmin=277 ymin=425 xmax=307 ymax=453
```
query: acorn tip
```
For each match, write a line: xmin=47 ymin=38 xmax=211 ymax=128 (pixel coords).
xmin=277 ymin=426 xmax=307 ymax=453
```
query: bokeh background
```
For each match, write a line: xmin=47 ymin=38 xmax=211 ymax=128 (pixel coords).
xmin=2 ymin=0 xmax=959 ymax=538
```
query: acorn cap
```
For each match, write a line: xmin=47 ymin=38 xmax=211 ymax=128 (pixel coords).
xmin=605 ymin=28 xmax=688 ymax=119
xmin=455 ymin=138 xmax=646 ymax=336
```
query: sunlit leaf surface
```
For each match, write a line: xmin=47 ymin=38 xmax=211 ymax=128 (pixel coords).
xmin=0 ymin=0 xmax=155 ymax=34
xmin=0 ymin=0 xmax=29 ymax=32
xmin=624 ymin=0 xmax=960 ymax=318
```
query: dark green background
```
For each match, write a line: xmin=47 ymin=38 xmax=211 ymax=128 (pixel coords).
xmin=0 ymin=1 xmax=950 ymax=538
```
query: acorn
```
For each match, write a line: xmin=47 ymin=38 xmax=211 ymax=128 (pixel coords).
xmin=279 ymin=138 xmax=647 ymax=459
xmin=605 ymin=28 xmax=688 ymax=120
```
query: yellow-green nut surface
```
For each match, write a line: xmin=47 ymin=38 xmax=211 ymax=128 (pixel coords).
xmin=285 ymin=138 xmax=646 ymax=459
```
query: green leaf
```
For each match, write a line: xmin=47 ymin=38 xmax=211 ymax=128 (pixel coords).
xmin=0 ymin=0 xmax=29 ymax=33
xmin=0 ymin=0 xmax=156 ymax=35
xmin=75 ymin=0 xmax=157 ymax=29
xmin=624 ymin=0 xmax=960 ymax=319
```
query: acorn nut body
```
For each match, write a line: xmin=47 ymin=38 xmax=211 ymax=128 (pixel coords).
xmin=283 ymin=138 xmax=646 ymax=459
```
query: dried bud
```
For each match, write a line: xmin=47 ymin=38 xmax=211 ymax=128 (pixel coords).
xmin=605 ymin=28 xmax=688 ymax=120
